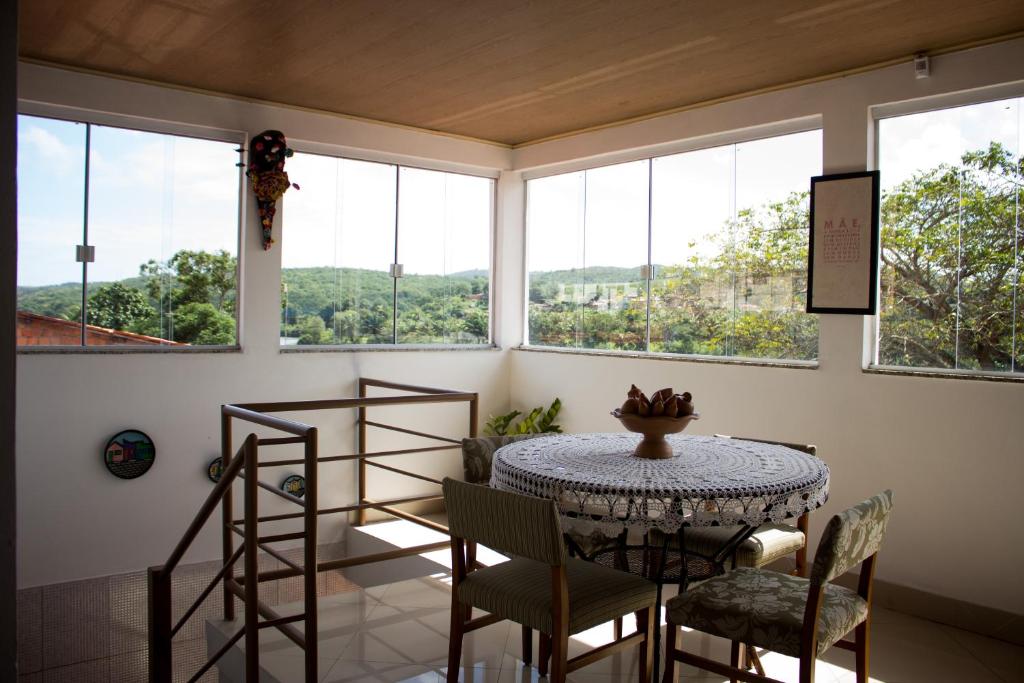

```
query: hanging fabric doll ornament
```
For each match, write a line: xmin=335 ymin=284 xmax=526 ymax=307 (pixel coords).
xmin=246 ymin=130 xmax=299 ymax=250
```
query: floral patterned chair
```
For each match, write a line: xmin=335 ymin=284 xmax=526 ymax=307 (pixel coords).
xmin=443 ymin=478 xmax=658 ymax=683
xmin=661 ymin=490 xmax=894 ymax=683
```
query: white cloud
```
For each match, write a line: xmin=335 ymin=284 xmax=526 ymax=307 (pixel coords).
xmin=19 ymin=125 xmax=80 ymax=175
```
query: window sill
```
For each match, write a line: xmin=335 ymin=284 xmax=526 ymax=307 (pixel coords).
xmin=515 ymin=345 xmax=818 ymax=369
xmin=280 ymin=343 xmax=501 ymax=353
xmin=17 ymin=345 xmax=241 ymax=355
xmin=864 ymin=364 xmax=1024 ymax=383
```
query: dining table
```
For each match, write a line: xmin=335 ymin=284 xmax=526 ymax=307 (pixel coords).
xmin=490 ymin=432 xmax=830 ymax=678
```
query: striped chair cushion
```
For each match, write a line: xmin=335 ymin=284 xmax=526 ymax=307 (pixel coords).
xmin=457 ymin=556 xmax=657 ymax=635
xmin=674 ymin=523 xmax=807 ymax=568
xmin=665 ymin=568 xmax=868 ymax=657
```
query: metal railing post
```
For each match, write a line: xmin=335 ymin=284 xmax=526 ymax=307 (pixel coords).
xmin=147 ymin=566 xmax=173 ymax=683
xmin=243 ymin=434 xmax=259 ymax=682
xmin=356 ymin=379 xmax=368 ymax=526
xmin=222 ymin=408 xmax=235 ymax=621
xmin=304 ymin=427 xmax=320 ymax=681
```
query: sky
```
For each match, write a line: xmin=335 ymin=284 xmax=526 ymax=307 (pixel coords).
xmin=17 ymin=115 xmax=239 ymax=287
xmin=15 ymin=96 xmax=1023 ymax=288
xmin=281 ymin=153 xmax=493 ymax=276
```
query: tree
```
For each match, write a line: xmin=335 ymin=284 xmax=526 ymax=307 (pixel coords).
xmin=297 ymin=314 xmax=331 ymax=345
xmin=171 ymin=303 xmax=236 ymax=345
xmin=879 ymin=143 xmax=1023 ymax=371
xmin=141 ymin=249 xmax=237 ymax=313
xmin=85 ymin=283 xmax=154 ymax=330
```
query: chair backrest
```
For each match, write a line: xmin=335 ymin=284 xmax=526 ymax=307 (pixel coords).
xmin=461 ymin=434 xmax=543 ymax=484
xmin=715 ymin=434 xmax=817 ymax=456
xmin=810 ymin=490 xmax=894 ymax=584
xmin=443 ymin=477 xmax=566 ymax=566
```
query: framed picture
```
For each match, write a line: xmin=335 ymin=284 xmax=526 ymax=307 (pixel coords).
xmin=807 ymin=170 xmax=881 ymax=314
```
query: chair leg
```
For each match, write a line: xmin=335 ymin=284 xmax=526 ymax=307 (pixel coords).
xmin=798 ymin=656 xmax=816 ymax=683
xmin=447 ymin=600 xmax=465 ymax=683
xmin=521 ymin=625 xmax=532 ymax=665
xmin=855 ymin=620 xmax=870 ymax=683
xmin=538 ymin=634 xmax=551 ymax=676
xmin=795 ymin=513 xmax=809 ymax=577
xmin=747 ymin=645 xmax=765 ymax=676
xmin=637 ymin=607 xmax=654 ymax=683
xmin=550 ymin=627 xmax=569 ymax=683
xmin=661 ymin=623 xmax=678 ymax=683
xmin=730 ymin=641 xmax=745 ymax=683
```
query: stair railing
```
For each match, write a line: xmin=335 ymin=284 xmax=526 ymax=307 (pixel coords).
xmin=148 ymin=378 xmax=477 ymax=682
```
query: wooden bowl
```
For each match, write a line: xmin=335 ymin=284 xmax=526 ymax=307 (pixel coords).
xmin=611 ymin=410 xmax=700 ymax=459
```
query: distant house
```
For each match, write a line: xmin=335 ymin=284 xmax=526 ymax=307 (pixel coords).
xmin=16 ymin=310 xmax=185 ymax=346
xmin=106 ymin=442 xmax=124 ymax=463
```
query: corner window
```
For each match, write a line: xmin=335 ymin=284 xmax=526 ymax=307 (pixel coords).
xmin=876 ymin=97 xmax=1022 ymax=374
xmin=281 ymin=152 xmax=493 ymax=346
xmin=16 ymin=114 xmax=242 ymax=347
xmin=526 ymin=129 xmax=821 ymax=361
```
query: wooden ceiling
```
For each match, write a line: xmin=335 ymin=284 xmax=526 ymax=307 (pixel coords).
xmin=18 ymin=0 xmax=1024 ymax=146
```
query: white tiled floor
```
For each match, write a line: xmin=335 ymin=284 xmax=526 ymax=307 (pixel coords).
xmin=207 ymin=575 xmax=1023 ymax=682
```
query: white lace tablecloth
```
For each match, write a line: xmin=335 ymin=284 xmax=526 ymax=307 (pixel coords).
xmin=490 ymin=433 xmax=829 ymax=534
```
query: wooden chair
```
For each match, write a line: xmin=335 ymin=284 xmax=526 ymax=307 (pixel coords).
xmin=443 ymin=477 xmax=659 ymax=683
xmin=461 ymin=435 xmax=622 ymax=669
xmin=690 ymin=436 xmax=818 ymax=577
xmin=662 ymin=490 xmax=894 ymax=683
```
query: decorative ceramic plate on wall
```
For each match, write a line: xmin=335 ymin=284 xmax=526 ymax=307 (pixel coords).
xmin=104 ymin=430 xmax=156 ymax=479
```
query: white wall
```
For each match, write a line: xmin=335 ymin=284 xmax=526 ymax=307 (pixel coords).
xmin=16 ymin=63 xmax=515 ymax=587
xmin=508 ymin=39 xmax=1024 ymax=613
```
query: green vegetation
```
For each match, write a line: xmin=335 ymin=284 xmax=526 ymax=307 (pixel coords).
xmin=484 ymin=398 xmax=563 ymax=436
xmin=17 ymin=250 xmax=239 ymax=345
xmin=529 ymin=192 xmax=818 ymax=360
xmin=281 ymin=268 xmax=489 ymax=345
xmin=878 ymin=143 xmax=1022 ymax=372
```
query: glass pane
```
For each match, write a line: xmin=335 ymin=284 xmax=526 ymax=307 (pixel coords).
xmin=731 ymin=131 xmax=820 ymax=361
xmin=650 ymin=146 xmax=734 ymax=356
xmin=878 ymin=97 xmax=1022 ymax=373
xmin=396 ymin=168 xmax=492 ymax=344
xmin=282 ymin=154 xmax=396 ymax=345
xmin=87 ymin=125 xmax=240 ymax=346
xmin=527 ymin=172 xmax=585 ymax=347
xmin=650 ymin=130 xmax=820 ymax=361
xmin=16 ymin=115 xmax=86 ymax=346
xmin=581 ymin=160 xmax=648 ymax=351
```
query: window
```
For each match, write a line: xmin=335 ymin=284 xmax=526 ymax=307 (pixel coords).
xmin=16 ymin=114 xmax=242 ymax=347
xmin=527 ymin=129 xmax=821 ymax=361
xmin=281 ymin=152 xmax=493 ymax=346
xmin=876 ymin=97 xmax=1022 ymax=374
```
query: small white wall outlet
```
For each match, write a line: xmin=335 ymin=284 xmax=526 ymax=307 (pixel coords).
xmin=914 ymin=54 xmax=930 ymax=79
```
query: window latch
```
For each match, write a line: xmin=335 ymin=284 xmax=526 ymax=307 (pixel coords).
xmin=76 ymin=245 xmax=95 ymax=263
xmin=389 ymin=263 xmax=404 ymax=278
xmin=640 ymin=264 xmax=654 ymax=280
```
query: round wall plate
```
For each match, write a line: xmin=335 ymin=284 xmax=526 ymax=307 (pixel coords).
xmin=104 ymin=430 xmax=156 ymax=479
xmin=281 ymin=474 xmax=305 ymax=498
xmin=208 ymin=457 xmax=223 ymax=483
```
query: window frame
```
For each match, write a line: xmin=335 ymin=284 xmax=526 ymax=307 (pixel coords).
xmin=868 ymin=85 xmax=1024 ymax=381
xmin=521 ymin=119 xmax=823 ymax=367
xmin=15 ymin=102 xmax=246 ymax=353
xmin=279 ymin=142 xmax=498 ymax=351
